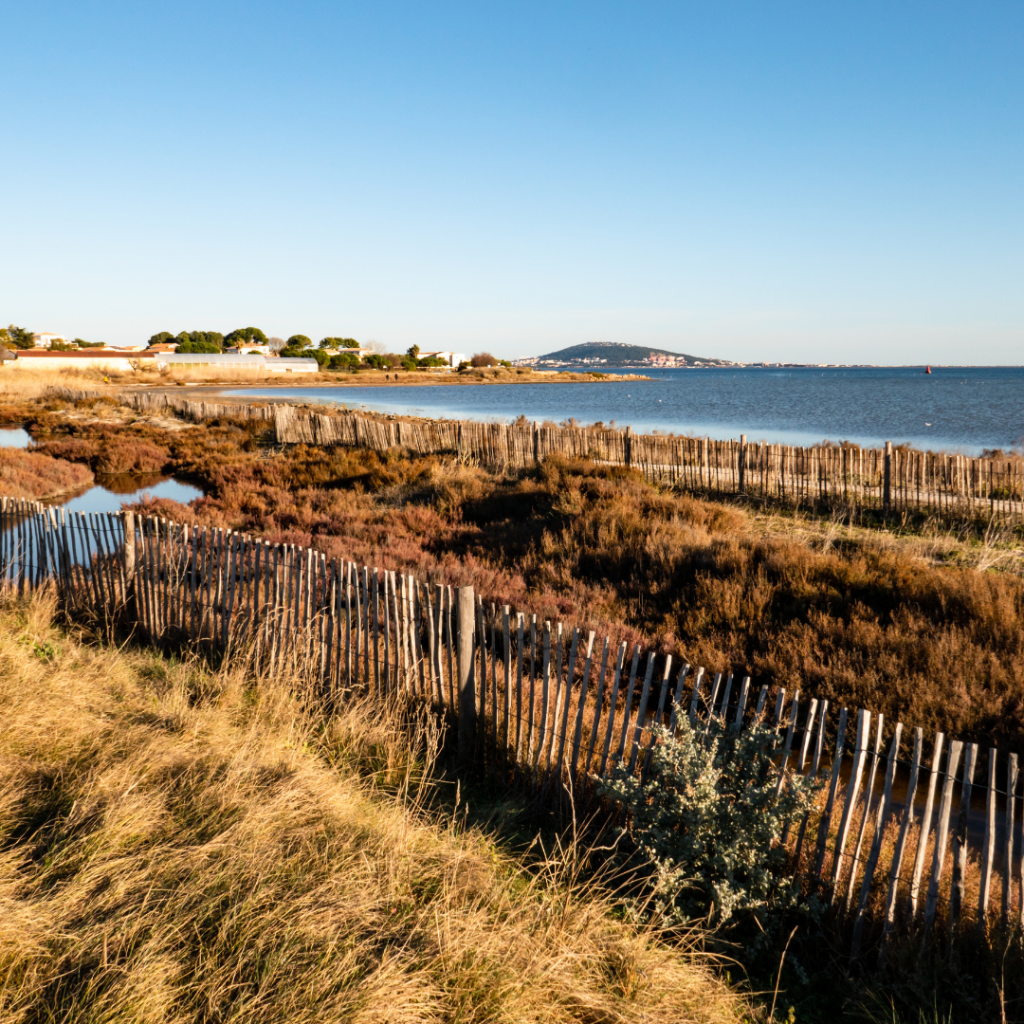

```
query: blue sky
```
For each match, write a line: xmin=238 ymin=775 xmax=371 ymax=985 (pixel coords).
xmin=2 ymin=1 xmax=1021 ymax=363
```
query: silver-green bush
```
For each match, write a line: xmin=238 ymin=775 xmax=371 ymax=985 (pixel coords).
xmin=600 ymin=718 xmax=819 ymax=924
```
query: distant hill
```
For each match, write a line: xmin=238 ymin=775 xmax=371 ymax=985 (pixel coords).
xmin=523 ymin=341 xmax=733 ymax=368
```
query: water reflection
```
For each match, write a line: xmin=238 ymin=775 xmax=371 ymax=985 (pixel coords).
xmin=57 ymin=476 xmax=203 ymax=515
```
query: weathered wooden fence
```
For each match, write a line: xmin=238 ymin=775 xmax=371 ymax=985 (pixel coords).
xmin=2 ymin=493 xmax=1022 ymax=958
xmin=114 ymin=390 xmax=1024 ymax=521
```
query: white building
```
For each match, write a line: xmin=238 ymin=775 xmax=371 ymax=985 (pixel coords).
xmin=156 ymin=353 xmax=318 ymax=374
xmin=419 ymin=351 xmax=466 ymax=367
xmin=226 ymin=344 xmax=271 ymax=355
xmin=31 ymin=332 xmax=68 ymax=348
xmin=10 ymin=349 xmax=147 ymax=372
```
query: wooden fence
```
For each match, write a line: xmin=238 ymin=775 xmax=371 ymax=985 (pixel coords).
xmin=2 ymin=493 xmax=1022 ymax=958
xmin=114 ymin=390 xmax=1024 ymax=521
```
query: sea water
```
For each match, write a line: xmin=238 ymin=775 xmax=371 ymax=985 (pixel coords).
xmin=226 ymin=366 xmax=1024 ymax=456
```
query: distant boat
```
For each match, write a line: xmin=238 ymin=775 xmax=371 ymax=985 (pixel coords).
xmin=925 ymin=365 xmax=932 ymax=374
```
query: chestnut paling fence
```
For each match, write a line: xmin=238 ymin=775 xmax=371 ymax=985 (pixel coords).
xmin=3 ymin=494 xmax=1023 ymax=958
xmin=112 ymin=390 xmax=1024 ymax=521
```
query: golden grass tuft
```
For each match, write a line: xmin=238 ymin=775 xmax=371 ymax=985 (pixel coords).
xmin=0 ymin=592 xmax=750 ymax=1023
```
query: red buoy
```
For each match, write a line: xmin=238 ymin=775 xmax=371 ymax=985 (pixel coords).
xmin=925 ymin=365 xmax=932 ymax=374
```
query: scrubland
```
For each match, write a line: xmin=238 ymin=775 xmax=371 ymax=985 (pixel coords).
xmin=0 ymin=447 xmax=94 ymax=500
xmin=7 ymin=391 xmax=1024 ymax=751
xmin=0 ymin=591 xmax=751 ymax=1023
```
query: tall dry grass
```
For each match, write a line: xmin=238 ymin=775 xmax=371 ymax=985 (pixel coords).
xmin=0 ymin=591 xmax=751 ymax=1023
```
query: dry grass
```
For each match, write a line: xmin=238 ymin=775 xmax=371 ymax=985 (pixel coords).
xmin=0 ymin=591 xmax=752 ymax=1024
xmin=0 ymin=447 xmax=94 ymax=499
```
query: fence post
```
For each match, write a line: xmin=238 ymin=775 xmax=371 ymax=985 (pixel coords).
xmin=624 ymin=426 xmax=632 ymax=468
xmin=123 ymin=510 xmax=137 ymax=620
xmin=533 ymin=421 xmax=540 ymax=464
xmin=883 ymin=441 xmax=892 ymax=513
xmin=739 ymin=434 xmax=746 ymax=494
xmin=456 ymin=585 xmax=477 ymax=764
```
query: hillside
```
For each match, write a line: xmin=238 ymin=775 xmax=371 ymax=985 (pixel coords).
xmin=526 ymin=341 xmax=734 ymax=367
xmin=0 ymin=591 xmax=751 ymax=1024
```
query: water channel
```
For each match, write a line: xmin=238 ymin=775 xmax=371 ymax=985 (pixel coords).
xmin=1 ymin=425 xmax=203 ymax=514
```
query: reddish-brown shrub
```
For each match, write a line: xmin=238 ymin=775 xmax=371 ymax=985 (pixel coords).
xmin=0 ymin=447 xmax=93 ymax=499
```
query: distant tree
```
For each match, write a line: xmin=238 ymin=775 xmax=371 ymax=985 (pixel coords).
xmin=318 ymin=337 xmax=360 ymax=350
xmin=287 ymin=334 xmax=312 ymax=349
xmin=280 ymin=345 xmax=327 ymax=365
xmin=471 ymin=352 xmax=499 ymax=367
xmin=417 ymin=356 xmax=448 ymax=368
xmin=267 ymin=336 xmax=287 ymax=352
xmin=365 ymin=339 xmax=387 ymax=356
xmin=76 ymin=339 xmax=106 ymax=349
xmin=329 ymin=351 xmax=361 ymax=369
xmin=49 ymin=338 xmax=78 ymax=351
xmin=175 ymin=339 xmax=221 ymax=354
xmin=363 ymin=353 xmax=387 ymax=370
xmin=147 ymin=331 xmax=175 ymax=347
xmin=407 ymin=344 xmax=420 ymax=360
xmin=2 ymin=325 xmax=35 ymax=350
xmin=225 ymin=327 xmax=268 ymax=346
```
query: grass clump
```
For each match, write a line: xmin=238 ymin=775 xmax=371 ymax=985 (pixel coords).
xmin=0 ymin=592 xmax=752 ymax=1023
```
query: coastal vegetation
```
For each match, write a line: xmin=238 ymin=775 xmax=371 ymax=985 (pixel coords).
xmin=3 ymin=392 xmax=1023 ymax=1021
xmin=0 ymin=446 xmax=94 ymax=499
xmin=5 ymin=391 xmax=1023 ymax=752
xmin=0 ymin=591 xmax=751 ymax=1024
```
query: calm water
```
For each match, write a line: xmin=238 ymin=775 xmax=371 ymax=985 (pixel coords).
xmin=227 ymin=366 xmax=1024 ymax=455
xmin=1 ymin=424 xmax=202 ymax=514
xmin=57 ymin=477 xmax=202 ymax=516
xmin=0 ymin=427 xmax=31 ymax=448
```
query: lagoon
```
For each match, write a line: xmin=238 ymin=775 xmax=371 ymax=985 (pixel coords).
xmin=222 ymin=365 xmax=1024 ymax=456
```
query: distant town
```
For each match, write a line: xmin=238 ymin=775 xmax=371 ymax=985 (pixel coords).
xmin=510 ymin=341 xmax=876 ymax=370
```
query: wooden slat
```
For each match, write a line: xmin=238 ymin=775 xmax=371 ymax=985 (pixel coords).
xmin=950 ymin=742 xmax=978 ymax=930
xmin=909 ymin=733 xmax=946 ymax=918
xmin=583 ymin=637 xmax=612 ymax=773
xmin=569 ymin=632 xmax=598 ymax=781
xmin=616 ymin=645 xmax=642 ymax=761
xmin=774 ymin=691 xmax=801 ymax=796
xmin=514 ymin=613 xmax=525 ymax=764
xmin=550 ymin=628 xmax=581 ymax=786
xmin=844 ymin=713 xmax=886 ymax=913
xmin=831 ymin=709 xmax=871 ymax=896
xmin=923 ymin=739 xmax=964 ymax=932
xmin=1003 ymin=753 xmax=1019 ymax=931
xmin=812 ymin=707 xmax=849 ymax=878
xmin=626 ymin=652 xmax=657 ymax=774
xmin=597 ymin=642 xmax=629 ymax=777
xmin=852 ymin=723 xmax=903 ymax=952
xmin=881 ymin=727 xmax=923 ymax=949
xmin=979 ymin=748 xmax=998 ymax=923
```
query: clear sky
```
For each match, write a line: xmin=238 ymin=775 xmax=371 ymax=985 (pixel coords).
xmin=2 ymin=1 xmax=1021 ymax=363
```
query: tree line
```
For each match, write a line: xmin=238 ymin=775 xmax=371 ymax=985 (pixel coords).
xmin=1 ymin=326 xmax=107 ymax=351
